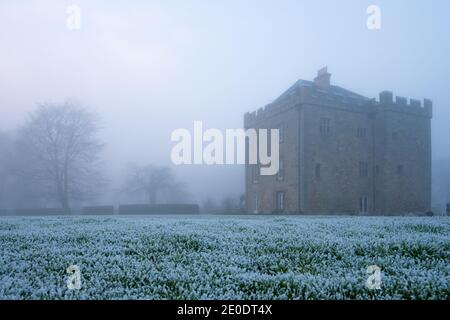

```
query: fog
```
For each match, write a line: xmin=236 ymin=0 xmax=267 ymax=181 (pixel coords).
xmin=0 ymin=0 xmax=449 ymax=208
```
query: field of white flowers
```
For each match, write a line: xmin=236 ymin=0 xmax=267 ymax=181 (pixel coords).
xmin=0 ymin=215 xmax=448 ymax=300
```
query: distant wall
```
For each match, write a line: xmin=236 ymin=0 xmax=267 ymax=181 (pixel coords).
xmin=14 ymin=208 xmax=66 ymax=216
xmin=118 ymin=204 xmax=200 ymax=215
xmin=0 ymin=204 xmax=200 ymax=216
xmin=82 ymin=206 xmax=115 ymax=215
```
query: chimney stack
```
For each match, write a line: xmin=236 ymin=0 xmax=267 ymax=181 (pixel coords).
xmin=314 ymin=66 xmax=331 ymax=88
xmin=379 ymin=91 xmax=393 ymax=104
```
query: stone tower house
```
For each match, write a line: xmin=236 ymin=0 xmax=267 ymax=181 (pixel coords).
xmin=244 ymin=68 xmax=432 ymax=215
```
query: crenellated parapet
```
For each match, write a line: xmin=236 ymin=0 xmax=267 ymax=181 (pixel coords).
xmin=377 ymin=91 xmax=432 ymax=118
xmin=245 ymin=86 xmax=433 ymax=128
xmin=244 ymin=90 xmax=303 ymax=127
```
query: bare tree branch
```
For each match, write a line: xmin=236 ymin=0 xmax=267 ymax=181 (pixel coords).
xmin=122 ymin=164 xmax=187 ymax=205
xmin=15 ymin=101 xmax=105 ymax=212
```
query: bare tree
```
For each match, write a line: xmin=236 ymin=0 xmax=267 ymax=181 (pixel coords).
xmin=216 ymin=194 xmax=246 ymax=214
xmin=0 ymin=131 xmax=34 ymax=209
xmin=220 ymin=195 xmax=240 ymax=214
xmin=239 ymin=193 xmax=246 ymax=213
xmin=0 ymin=131 xmax=13 ymax=208
xmin=123 ymin=164 xmax=187 ymax=204
xmin=201 ymin=196 xmax=217 ymax=213
xmin=17 ymin=101 xmax=105 ymax=212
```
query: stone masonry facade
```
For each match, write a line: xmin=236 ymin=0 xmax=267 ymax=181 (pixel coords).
xmin=244 ymin=68 xmax=432 ymax=215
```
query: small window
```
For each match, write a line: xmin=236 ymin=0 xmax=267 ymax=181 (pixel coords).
xmin=359 ymin=196 xmax=369 ymax=214
xmin=374 ymin=165 xmax=380 ymax=176
xmin=252 ymin=165 xmax=259 ymax=183
xmin=277 ymin=159 xmax=285 ymax=181
xmin=320 ymin=118 xmax=331 ymax=136
xmin=315 ymin=163 xmax=321 ymax=178
xmin=397 ymin=165 xmax=404 ymax=176
xmin=357 ymin=128 xmax=367 ymax=138
xmin=279 ymin=124 xmax=285 ymax=143
xmin=276 ymin=191 xmax=285 ymax=212
xmin=359 ymin=162 xmax=369 ymax=177
xmin=253 ymin=193 xmax=259 ymax=214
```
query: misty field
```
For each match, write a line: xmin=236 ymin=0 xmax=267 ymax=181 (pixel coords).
xmin=0 ymin=215 xmax=449 ymax=300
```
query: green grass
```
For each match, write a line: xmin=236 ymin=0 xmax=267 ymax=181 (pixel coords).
xmin=0 ymin=215 xmax=448 ymax=300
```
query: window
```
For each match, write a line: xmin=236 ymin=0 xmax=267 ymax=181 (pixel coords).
xmin=320 ymin=118 xmax=331 ymax=136
xmin=357 ymin=128 xmax=367 ymax=138
xmin=277 ymin=159 xmax=285 ymax=181
xmin=276 ymin=191 xmax=285 ymax=212
xmin=315 ymin=163 xmax=321 ymax=178
xmin=279 ymin=124 xmax=285 ymax=143
xmin=252 ymin=165 xmax=259 ymax=183
xmin=374 ymin=165 xmax=380 ymax=176
xmin=253 ymin=193 xmax=259 ymax=214
xmin=397 ymin=165 xmax=404 ymax=176
xmin=359 ymin=162 xmax=369 ymax=177
xmin=359 ymin=196 xmax=369 ymax=214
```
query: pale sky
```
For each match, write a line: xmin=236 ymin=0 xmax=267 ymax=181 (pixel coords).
xmin=0 ymin=0 xmax=449 ymax=203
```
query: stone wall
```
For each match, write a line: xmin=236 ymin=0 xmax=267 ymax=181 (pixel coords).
xmin=245 ymin=104 xmax=300 ymax=213
xmin=374 ymin=93 xmax=432 ymax=214
xmin=244 ymin=78 xmax=432 ymax=215
xmin=301 ymin=102 xmax=374 ymax=214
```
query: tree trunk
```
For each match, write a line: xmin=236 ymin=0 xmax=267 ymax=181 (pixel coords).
xmin=58 ymin=160 xmax=70 ymax=214
xmin=61 ymin=195 xmax=70 ymax=214
xmin=57 ymin=182 xmax=67 ymax=213
xmin=62 ymin=163 xmax=70 ymax=214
